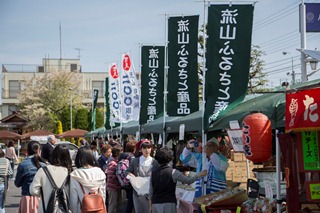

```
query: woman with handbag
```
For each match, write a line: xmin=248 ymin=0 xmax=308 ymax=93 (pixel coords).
xmin=15 ymin=141 xmax=47 ymax=213
xmin=5 ymin=141 xmax=19 ymax=180
xmin=0 ymin=148 xmax=12 ymax=213
xmin=69 ymin=146 xmax=106 ymax=213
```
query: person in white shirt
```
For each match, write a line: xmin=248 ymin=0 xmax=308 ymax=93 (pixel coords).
xmin=69 ymin=146 xmax=106 ymax=213
xmin=126 ymin=140 xmax=159 ymax=213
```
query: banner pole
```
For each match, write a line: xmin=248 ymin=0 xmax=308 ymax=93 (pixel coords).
xmin=201 ymin=0 xmax=209 ymax=196
xmin=163 ymin=14 xmax=169 ymax=147
xmin=138 ymin=43 xmax=142 ymax=142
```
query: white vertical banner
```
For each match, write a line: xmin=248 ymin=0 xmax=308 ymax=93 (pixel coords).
xmin=179 ymin=124 xmax=185 ymax=141
xmin=108 ymin=63 xmax=121 ymax=123
xmin=121 ymin=52 xmax=140 ymax=122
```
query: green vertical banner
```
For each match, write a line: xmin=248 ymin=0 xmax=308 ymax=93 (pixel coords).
xmin=104 ymin=78 xmax=111 ymax=130
xmin=167 ymin=15 xmax=199 ymax=116
xmin=302 ymin=131 xmax=320 ymax=171
xmin=204 ymin=4 xmax=254 ymax=131
xmin=140 ymin=46 xmax=165 ymax=125
xmin=91 ymin=89 xmax=99 ymax=131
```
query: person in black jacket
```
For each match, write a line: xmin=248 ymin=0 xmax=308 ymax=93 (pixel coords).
xmin=150 ymin=147 xmax=207 ymax=213
xmin=41 ymin=135 xmax=56 ymax=164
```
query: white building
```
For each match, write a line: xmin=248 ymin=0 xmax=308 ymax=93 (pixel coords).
xmin=1 ymin=58 xmax=107 ymax=119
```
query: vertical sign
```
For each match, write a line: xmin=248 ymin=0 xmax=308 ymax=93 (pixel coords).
xmin=105 ymin=78 xmax=111 ymax=129
xmin=108 ymin=63 xmax=121 ymax=124
xmin=306 ymin=3 xmax=320 ymax=32
xmin=302 ymin=131 xmax=320 ymax=171
xmin=167 ymin=15 xmax=199 ymax=116
xmin=121 ymin=53 xmax=140 ymax=122
xmin=91 ymin=89 xmax=99 ymax=131
xmin=204 ymin=4 xmax=254 ymax=130
xmin=140 ymin=46 xmax=165 ymax=125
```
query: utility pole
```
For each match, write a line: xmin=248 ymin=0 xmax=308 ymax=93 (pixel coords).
xmin=283 ymin=52 xmax=295 ymax=85
xmin=300 ymin=0 xmax=307 ymax=82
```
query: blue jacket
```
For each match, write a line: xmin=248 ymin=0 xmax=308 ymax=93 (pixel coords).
xmin=14 ymin=156 xmax=46 ymax=196
xmin=180 ymin=150 xmax=228 ymax=198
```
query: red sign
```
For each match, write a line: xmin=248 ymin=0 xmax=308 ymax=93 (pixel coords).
xmin=122 ymin=54 xmax=131 ymax=71
xmin=110 ymin=64 xmax=118 ymax=79
xmin=286 ymin=87 xmax=320 ymax=132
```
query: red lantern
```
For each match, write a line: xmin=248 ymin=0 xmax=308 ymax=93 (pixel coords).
xmin=242 ymin=112 xmax=272 ymax=163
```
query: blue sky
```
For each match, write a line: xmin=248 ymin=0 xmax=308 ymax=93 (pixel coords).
xmin=1 ymin=0 xmax=318 ymax=87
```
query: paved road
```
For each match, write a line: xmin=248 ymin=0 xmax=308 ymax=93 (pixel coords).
xmin=5 ymin=178 xmax=21 ymax=213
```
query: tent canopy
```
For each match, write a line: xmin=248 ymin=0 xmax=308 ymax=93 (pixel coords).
xmin=140 ymin=116 xmax=179 ymax=134
xmin=58 ymin=129 xmax=88 ymax=138
xmin=0 ymin=130 xmax=21 ymax=140
xmin=209 ymin=92 xmax=285 ymax=131
xmin=22 ymin=129 xmax=54 ymax=139
xmin=84 ymin=127 xmax=105 ymax=138
xmin=166 ymin=110 xmax=203 ymax=133
xmin=122 ymin=121 xmax=139 ymax=135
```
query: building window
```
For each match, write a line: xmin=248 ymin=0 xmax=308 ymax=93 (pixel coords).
xmin=9 ymin=80 xmax=20 ymax=98
xmin=8 ymin=105 xmax=19 ymax=115
xmin=92 ymin=81 xmax=104 ymax=98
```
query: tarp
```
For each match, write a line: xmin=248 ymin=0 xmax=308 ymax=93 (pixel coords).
xmin=165 ymin=94 xmax=260 ymax=134
xmin=166 ymin=110 xmax=203 ymax=133
xmin=209 ymin=92 xmax=285 ymax=131
xmin=141 ymin=116 xmax=179 ymax=134
xmin=122 ymin=121 xmax=139 ymax=135
xmin=84 ymin=127 xmax=105 ymax=138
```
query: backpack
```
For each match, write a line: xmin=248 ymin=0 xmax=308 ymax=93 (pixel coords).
xmin=116 ymin=154 xmax=131 ymax=189
xmin=41 ymin=166 xmax=71 ymax=213
xmin=79 ymin=184 xmax=106 ymax=213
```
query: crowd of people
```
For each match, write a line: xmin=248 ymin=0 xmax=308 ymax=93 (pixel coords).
xmin=0 ymin=135 xmax=229 ymax=213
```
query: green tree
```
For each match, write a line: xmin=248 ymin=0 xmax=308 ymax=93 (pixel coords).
xmin=59 ymin=107 xmax=78 ymax=131
xmin=75 ymin=108 xmax=89 ymax=130
xmin=247 ymin=45 xmax=269 ymax=94
xmin=88 ymin=107 xmax=104 ymax=131
xmin=18 ymin=70 xmax=83 ymax=131
xmin=96 ymin=108 xmax=104 ymax=129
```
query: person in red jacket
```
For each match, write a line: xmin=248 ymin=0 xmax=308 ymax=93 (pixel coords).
xmin=106 ymin=145 xmax=123 ymax=213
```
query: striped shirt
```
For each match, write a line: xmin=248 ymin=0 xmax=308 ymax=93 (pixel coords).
xmin=0 ymin=158 xmax=13 ymax=184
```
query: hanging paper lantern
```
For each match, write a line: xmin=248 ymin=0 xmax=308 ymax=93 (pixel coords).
xmin=242 ymin=112 xmax=272 ymax=163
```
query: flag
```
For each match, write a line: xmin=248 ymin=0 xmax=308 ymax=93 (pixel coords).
xmin=140 ymin=46 xmax=165 ymax=125
xmin=167 ymin=15 xmax=199 ymax=116
xmin=91 ymin=89 xmax=99 ymax=131
xmin=120 ymin=53 xmax=140 ymax=122
xmin=105 ymin=77 xmax=120 ymax=129
xmin=108 ymin=63 xmax=121 ymax=124
xmin=104 ymin=78 xmax=111 ymax=129
xmin=204 ymin=4 xmax=254 ymax=131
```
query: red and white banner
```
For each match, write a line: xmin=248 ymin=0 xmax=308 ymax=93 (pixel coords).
xmin=108 ymin=63 xmax=121 ymax=123
xmin=120 ymin=53 xmax=140 ymax=122
xmin=286 ymin=87 xmax=320 ymax=132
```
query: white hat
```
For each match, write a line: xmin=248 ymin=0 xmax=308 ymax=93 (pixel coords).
xmin=207 ymin=137 xmax=219 ymax=146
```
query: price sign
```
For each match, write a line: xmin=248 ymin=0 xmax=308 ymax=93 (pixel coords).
xmin=306 ymin=181 xmax=320 ymax=202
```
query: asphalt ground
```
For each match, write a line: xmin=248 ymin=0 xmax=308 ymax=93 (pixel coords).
xmin=5 ymin=167 xmax=21 ymax=213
